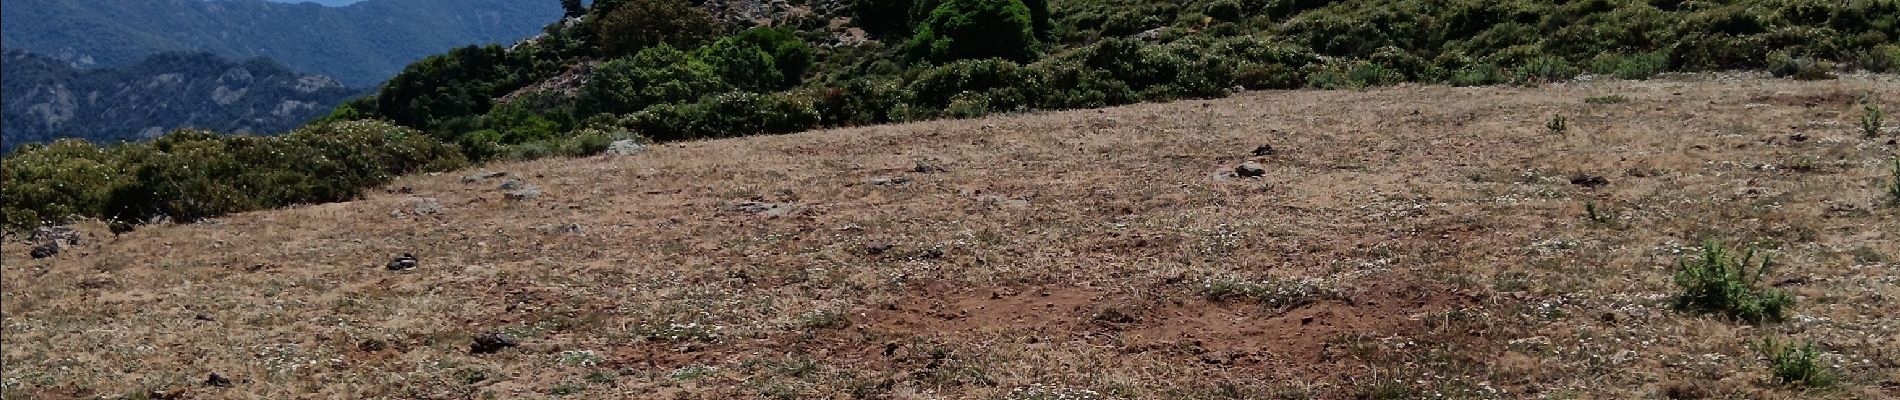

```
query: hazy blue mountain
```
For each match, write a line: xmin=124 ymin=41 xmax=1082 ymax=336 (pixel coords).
xmin=265 ymin=0 xmax=366 ymax=6
xmin=2 ymin=49 xmax=366 ymax=152
xmin=2 ymin=0 xmax=565 ymax=86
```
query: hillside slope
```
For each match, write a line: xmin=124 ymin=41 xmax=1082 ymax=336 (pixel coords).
xmin=1 ymin=50 xmax=364 ymax=151
xmin=0 ymin=0 xmax=565 ymax=86
xmin=4 ymin=76 xmax=1898 ymax=398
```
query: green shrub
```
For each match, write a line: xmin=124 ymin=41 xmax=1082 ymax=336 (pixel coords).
xmin=1864 ymin=104 xmax=1885 ymax=138
xmin=593 ymin=0 xmax=717 ymax=58
xmin=907 ymin=0 xmax=1040 ymax=62
xmin=1887 ymin=158 xmax=1900 ymax=206
xmin=699 ymin=37 xmax=786 ymax=92
xmin=907 ymin=59 xmax=1031 ymax=111
xmin=1768 ymin=50 xmax=1837 ymax=80
xmin=1589 ymin=51 xmax=1669 ymax=80
xmin=817 ymin=77 xmax=916 ymax=126
xmin=628 ymin=92 xmax=820 ymax=140
xmin=0 ymin=140 xmax=131 ymax=230
xmin=1672 ymin=240 xmax=1794 ymax=324
xmin=1759 ymin=338 xmax=1834 ymax=388
xmin=578 ymin=46 xmax=731 ymax=115
xmin=373 ymin=45 xmax=539 ymax=132
xmin=854 ymin=0 xmax=940 ymax=37
xmin=1862 ymin=44 xmax=1900 ymax=72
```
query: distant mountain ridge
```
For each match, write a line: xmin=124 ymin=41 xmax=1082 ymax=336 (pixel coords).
xmin=1 ymin=49 xmax=365 ymax=151
xmin=2 ymin=0 xmax=565 ymax=86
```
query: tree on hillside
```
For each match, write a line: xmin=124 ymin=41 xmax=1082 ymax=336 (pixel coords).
xmin=593 ymin=0 xmax=717 ymax=58
xmin=906 ymin=0 xmax=1039 ymax=62
xmin=562 ymin=0 xmax=585 ymax=19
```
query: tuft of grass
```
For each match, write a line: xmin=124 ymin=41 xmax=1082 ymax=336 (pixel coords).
xmin=1887 ymin=158 xmax=1900 ymax=206
xmin=1759 ymin=338 xmax=1834 ymax=388
xmin=1865 ymin=104 xmax=1885 ymax=138
xmin=1672 ymin=240 xmax=1794 ymax=324
xmin=1546 ymin=115 xmax=1567 ymax=135
xmin=1583 ymin=201 xmax=1615 ymax=225
xmin=1583 ymin=95 xmax=1628 ymax=105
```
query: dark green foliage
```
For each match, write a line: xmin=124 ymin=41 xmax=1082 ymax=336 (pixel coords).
xmin=816 ymin=78 xmax=915 ymax=126
xmin=624 ymin=92 xmax=821 ymax=141
xmin=854 ymin=0 xmax=940 ymax=37
xmin=700 ymin=28 xmax=816 ymax=92
xmin=578 ymin=46 xmax=731 ymax=116
xmin=1672 ymin=240 xmax=1794 ymax=324
xmin=2 ymin=121 xmax=464 ymax=230
xmin=907 ymin=0 xmax=1040 ymax=62
xmin=1760 ymin=338 xmax=1834 ymax=388
xmin=373 ymin=45 xmax=540 ymax=133
xmin=593 ymin=0 xmax=718 ymax=58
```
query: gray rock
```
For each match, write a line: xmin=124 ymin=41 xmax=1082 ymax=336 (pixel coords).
xmin=1235 ymin=161 xmax=1267 ymax=178
xmin=410 ymin=198 xmax=444 ymax=215
xmin=505 ymin=187 xmax=543 ymax=201
xmin=538 ymin=223 xmax=585 ymax=235
xmin=470 ymin=332 xmax=519 ymax=354
xmin=606 ymin=140 xmax=649 ymax=156
xmin=869 ymin=176 xmax=912 ymax=186
xmin=461 ymin=171 xmax=507 ymax=183
xmin=30 ymin=242 xmax=60 ymax=259
xmin=498 ymin=178 xmax=530 ymax=191
xmin=30 ymin=225 xmax=81 ymax=246
xmin=386 ymin=253 xmax=419 ymax=271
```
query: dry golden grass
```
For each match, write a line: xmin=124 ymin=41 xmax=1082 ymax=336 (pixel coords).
xmin=5 ymin=74 xmax=1899 ymax=399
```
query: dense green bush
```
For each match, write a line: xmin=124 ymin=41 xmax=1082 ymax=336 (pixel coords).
xmin=373 ymin=45 xmax=539 ymax=133
xmin=907 ymin=0 xmax=1041 ymax=62
xmin=625 ymin=92 xmax=821 ymax=141
xmin=593 ymin=0 xmax=718 ymax=58
xmin=2 ymin=121 xmax=464 ymax=230
xmin=699 ymin=28 xmax=816 ymax=92
xmin=578 ymin=46 xmax=731 ymax=116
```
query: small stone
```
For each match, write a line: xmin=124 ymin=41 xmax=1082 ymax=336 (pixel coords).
xmin=470 ymin=332 xmax=519 ymax=354
xmin=1235 ymin=161 xmax=1267 ymax=178
xmin=912 ymin=160 xmax=947 ymax=174
xmin=864 ymin=242 xmax=894 ymax=255
xmin=386 ymin=253 xmax=419 ymax=271
xmin=1251 ymin=145 xmax=1276 ymax=157
xmin=29 ymin=242 xmax=60 ymax=259
xmin=606 ymin=139 xmax=649 ymax=156
xmin=410 ymin=198 xmax=444 ymax=216
xmin=498 ymin=178 xmax=530 ymax=191
xmin=1788 ymin=133 xmax=1809 ymax=142
xmin=505 ymin=188 xmax=543 ymax=201
xmin=205 ymin=373 xmax=233 ymax=388
xmin=1569 ymin=174 xmax=1609 ymax=188
xmin=869 ymin=176 xmax=912 ymax=186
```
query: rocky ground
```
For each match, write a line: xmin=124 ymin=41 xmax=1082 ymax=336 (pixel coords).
xmin=4 ymin=74 xmax=1898 ymax=399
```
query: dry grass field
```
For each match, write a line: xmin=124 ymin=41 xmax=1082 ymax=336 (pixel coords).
xmin=5 ymin=74 xmax=1899 ymax=399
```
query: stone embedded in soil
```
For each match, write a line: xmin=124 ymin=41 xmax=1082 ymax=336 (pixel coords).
xmin=30 ymin=225 xmax=81 ymax=245
xmin=505 ymin=187 xmax=543 ymax=201
xmin=470 ymin=332 xmax=519 ymax=354
xmin=29 ymin=242 xmax=60 ymax=259
xmin=870 ymin=176 xmax=912 ymax=186
xmin=1235 ymin=161 xmax=1267 ymax=178
xmin=498 ymin=178 xmax=531 ymax=191
xmin=606 ymin=140 xmax=649 ymax=156
xmin=1570 ymin=174 xmax=1610 ymax=188
xmin=1251 ymin=144 xmax=1277 ymax=156
xmin=386 ymin=253 xmax=419 ymax=271
xmin=410 ymin=198 xmax=444 ymax=215
xmin=864 ymin=242 xmax=894 ymax=255
xmin=205 ymin=373 xmax=233 ymax=388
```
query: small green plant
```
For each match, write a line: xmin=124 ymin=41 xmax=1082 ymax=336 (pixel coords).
xmin=1759 ymin=338 xmax=1834 ymax=388
xmin=1887 ymin=158 xmax=1900 ymax=205
xmin=1546 ymin=115 xmax=1567 ymax=135
xmin=1584 ymin=95 xmax=1629 ymax=105
xmin=1584 ymin=201 xmax=1615 ymax=225
xmin=1865 ymin=104 xmax=1886 ymax=138
xmin=1200 ymin=276 xmax=1343 ymax=309
xmin=1672 ymin=240 xmax=1793 ymax=323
